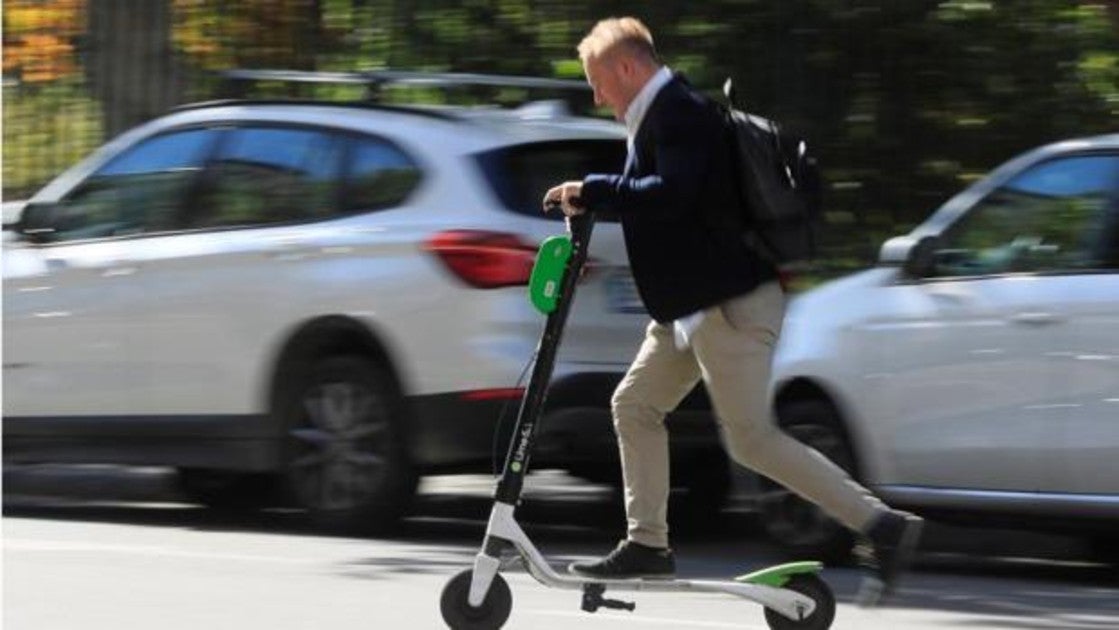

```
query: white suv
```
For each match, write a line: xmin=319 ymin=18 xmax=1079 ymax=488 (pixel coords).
xmin=3 ymin=74 xmax=728 ymax=532
xmin=758 ymin=135 xmax=1119 ymax=561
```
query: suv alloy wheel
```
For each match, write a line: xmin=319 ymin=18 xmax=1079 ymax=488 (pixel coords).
xmin=280 ymin=355 xmax=417 ymax=533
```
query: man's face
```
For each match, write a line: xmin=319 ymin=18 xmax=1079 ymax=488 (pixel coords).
xmin=584 ymin=55 xmax=632 ymax=122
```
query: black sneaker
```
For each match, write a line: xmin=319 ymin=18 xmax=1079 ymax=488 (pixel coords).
xmin=856 ymin=510 xmax=924 ymax=606
xmin=568 ymin=540 xmax=676 ymax=579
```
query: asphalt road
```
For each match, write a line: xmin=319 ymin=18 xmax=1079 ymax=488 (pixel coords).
xmin=3 ymin=466 xmax=1118 ymax=630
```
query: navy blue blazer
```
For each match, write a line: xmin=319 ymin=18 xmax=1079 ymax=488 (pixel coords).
xmin=581 ymin=74 xmax=777 ymax=323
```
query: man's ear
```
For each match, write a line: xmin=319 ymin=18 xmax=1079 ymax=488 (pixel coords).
xmin=617 ymin=57 xmax=635 ymax=80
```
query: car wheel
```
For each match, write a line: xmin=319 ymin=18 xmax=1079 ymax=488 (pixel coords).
xmin=757 ymin=400 xmax=856 ymax=564
xmin=279 ymin=355 xmax=417 ymax=534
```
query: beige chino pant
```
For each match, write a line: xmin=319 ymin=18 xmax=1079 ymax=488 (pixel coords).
xmin=612 ymin=281 xmax=887 ymax=548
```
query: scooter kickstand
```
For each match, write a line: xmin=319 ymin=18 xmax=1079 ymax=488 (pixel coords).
xmin=581 ymin=583 xmax=636 ymax=613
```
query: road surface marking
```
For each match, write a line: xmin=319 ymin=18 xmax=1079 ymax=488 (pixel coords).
xmin=4 ymin=538 xmax=317 ymax=565
xmin=526 ymin=609 xmax=768 ymax=629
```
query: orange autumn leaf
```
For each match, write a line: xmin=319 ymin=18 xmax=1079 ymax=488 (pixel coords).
xmin=3 ymin=0 xmax=85 ymax=82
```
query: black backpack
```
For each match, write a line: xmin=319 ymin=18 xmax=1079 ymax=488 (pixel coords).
xmin=719 ymin=78 xmax=823 ymax=269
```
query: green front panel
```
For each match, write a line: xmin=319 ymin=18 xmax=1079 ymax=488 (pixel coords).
xmin=528 ymin=235 xmax=573 ymax=314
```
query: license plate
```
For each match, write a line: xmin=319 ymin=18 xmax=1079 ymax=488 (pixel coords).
xmin=604 ymin=271 xmax=645 ymax=314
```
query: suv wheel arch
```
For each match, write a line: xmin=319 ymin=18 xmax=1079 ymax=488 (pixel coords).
xmin=757 ymin=378 xmax=865 ymax=563
xmin=267 ymin=315 xmax=410 ymax=427
xmin=266 ymin=316 xmax=419 ymax=533
xmin=774 ymin=378 xmax=864 ymax=481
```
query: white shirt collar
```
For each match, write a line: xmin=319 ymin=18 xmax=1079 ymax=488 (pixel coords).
xmin=623 ymin=66 xmax=673 ymax=138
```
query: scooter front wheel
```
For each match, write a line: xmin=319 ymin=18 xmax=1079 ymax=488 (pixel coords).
xmin=440 ymin=569 xmax=512 ymax=630
xmin=764 ymin=574 xmax=836 ymax=630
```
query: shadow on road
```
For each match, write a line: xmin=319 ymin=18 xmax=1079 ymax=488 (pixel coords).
xmin=5 ymin=465 xmax=1118 ymax=629
xmin=1 ymin=465 xmax=744 ymax=543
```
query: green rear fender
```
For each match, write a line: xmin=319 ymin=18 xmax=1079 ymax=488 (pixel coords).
xmin=735 ymin=561 xmax=823 ymax=587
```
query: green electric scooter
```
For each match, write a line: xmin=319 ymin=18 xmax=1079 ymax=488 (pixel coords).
xmin=439 ymin=209 xmax=836 ymax=630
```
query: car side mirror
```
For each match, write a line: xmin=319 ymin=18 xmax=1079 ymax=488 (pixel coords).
xmin=2 ymin=200 xmax=27 ymax=231
xmin=878 ymin=234 xmax=942 ymax=279
xmin=903 ymin=235 xmax=942 ymax=278
xmin=15 ymin=201 xmax=60 ymax=244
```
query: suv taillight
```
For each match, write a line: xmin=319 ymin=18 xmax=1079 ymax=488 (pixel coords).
xmin=424 ymin=230 xmax=537 ymax=289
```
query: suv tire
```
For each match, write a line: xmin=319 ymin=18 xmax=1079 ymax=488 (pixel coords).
xmin=758 ymin=399 xmax=857 ymax=564
xmin=279 ymin=355 xmax=417 ymax=534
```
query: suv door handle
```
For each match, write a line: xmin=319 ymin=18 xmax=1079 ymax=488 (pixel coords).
xmin=102 ymin=266 xmax=138 ymax=277
xmin=927 ymin=283 xmax=973 ymax=303
xmin=265 ymin=237 xmax=313 ymax=261
xmin=1010 ymin=311 xmax=1063 ymax=326
xmin=268 ymin=249 xmax=309 ymax=262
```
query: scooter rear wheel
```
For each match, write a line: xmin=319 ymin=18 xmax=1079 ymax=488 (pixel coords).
xmin=763 ymin=574 xmax=836 ymax=630
xmin=440 ymin=569 xmax=512 ymax=630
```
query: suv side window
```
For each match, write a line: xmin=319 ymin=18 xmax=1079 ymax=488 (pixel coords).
xmin=47 ymin=128 xmax=219 ymax=242
xmin=935 ymin=154 xmax=1119 ymax=277
xmin=193 ymin=126 xmax=344 ymax=229
xmin=343 ymin=136 xmax=423 ymax=212
xmin=474 ymin=140 xmax=628 ymax=223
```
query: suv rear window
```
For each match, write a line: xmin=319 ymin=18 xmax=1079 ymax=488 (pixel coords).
xmin=477 ymin=139 xmax=626 ymax=222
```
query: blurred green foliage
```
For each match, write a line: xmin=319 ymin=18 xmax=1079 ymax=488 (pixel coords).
xmin=3 ymin=0 xmax=1116 ymax=280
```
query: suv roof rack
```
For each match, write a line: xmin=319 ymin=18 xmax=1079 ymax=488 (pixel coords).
xmin=219 ymin=69 xmax=590 ymax=103
xmin=170 ymin=97 xmax=465 ymax=121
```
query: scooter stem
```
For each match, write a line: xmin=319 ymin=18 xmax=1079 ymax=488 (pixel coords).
xmin=492 ymin=212 xmax=595 ymax=505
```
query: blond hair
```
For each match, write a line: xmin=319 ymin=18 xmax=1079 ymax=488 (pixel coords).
xmin=577 ymin=17 xmax=658 ymax=64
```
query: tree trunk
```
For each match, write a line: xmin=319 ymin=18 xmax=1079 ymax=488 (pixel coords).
xmin=84 ymin=0 xmax=185 ymax=138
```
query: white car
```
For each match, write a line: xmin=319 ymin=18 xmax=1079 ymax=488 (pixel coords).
xmin=759 ymin=134 xmax=1119 ymax=561
xmin=2 ymin=73 xmax=729 ymax=532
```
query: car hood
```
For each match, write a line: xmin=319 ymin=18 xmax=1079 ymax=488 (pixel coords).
xmin=785 ymin=267 xmax=897 ymax=325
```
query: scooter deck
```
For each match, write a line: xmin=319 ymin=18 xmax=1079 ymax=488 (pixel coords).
xmin=564 ymin=561 xmax=821 ymax=587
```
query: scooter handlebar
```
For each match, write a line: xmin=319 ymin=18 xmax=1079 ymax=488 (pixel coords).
xmin=543 ymin=198 xmax=594 ymax=243
xmin=567 ymin=213 xmax=595 ymax=254
xmin=543 ymin=195 xmax=584 ymax=212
